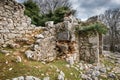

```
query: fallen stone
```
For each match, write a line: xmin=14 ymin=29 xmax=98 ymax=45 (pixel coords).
xmin=92 ymin=71 xmax=100 ymax=77
xmin=0 ymin=50 xmax=10 ymax=54
xmin=12 ymin=78 xmax=18 ymax=80
xmin=58 ymin=71 xmax=65 ymax=80
xmin=25 ymin=76 xmax=33 ymax=80
xmin=100 ymin=74 xmax=107 ymax=78
xmin=81 ymin=74 xmax=88 ymax=79
xmin=18 ymin=76 xmax=24 ymax=80
xmin=99 ymin=68 xmax=106 ymax=73
xmin=43 ymin=77 xmax=50 ymax=80
xmin=108 ymin=72 xmax=116 ymax=78
xmin=58 ymin=74 xmax=64 ymax=80
xmin=66 ymin=56 xmax=74 ymax=65
xmin=16 ymin=56 xmax=22 ymax=62
xmin=9 ymin=68 xmax=13 ymax=71
xmin=33 ymin=77 xmax=41 ymax=80
xmin=25 ymin=50 xmax=34 ymax=59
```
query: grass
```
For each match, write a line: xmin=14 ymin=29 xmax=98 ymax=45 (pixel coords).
xmin=0 ymin=43 xmax=119 ymax=80
xmin=0 ymin=53 xmax=81 ymax=80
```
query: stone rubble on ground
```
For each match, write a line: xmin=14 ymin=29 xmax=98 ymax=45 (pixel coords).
xmin=43 ymin=77 xmax=50 ymax=80
xmin=12 ymin=76 xmax=41 ymax=80
xmin=16 ymin=56 xmax=22 ymax=62
xmin=58 ymin=71 xmax=65 ymax=80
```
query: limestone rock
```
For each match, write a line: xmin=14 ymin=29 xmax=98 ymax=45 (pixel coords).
xmin=25 ymin=50 xmax=34 ymax=59
xmin=57 ymin=31 xmax=70 ymax=41
xmin=58 ymin=71 xmax=65 ymax=80
xmin=43 ymin=77 xmax=50 ymax=80
xmin=25 ymin=76 xmax=34 ymax=80
xmin=108 ymin=72 xmax=116 ymax=78
xmin=35 ymin=34 xmax=44 ymax=39
xmin=81 ymin=74 xmax=88 ymax=79
xmin=12 ymin=78 xmax=18 ymax=80
xmin=18 ymin=76 xmax=24 ymax=80
xmin=45 ymin=21 xmax=54 ymax=28
xmin=99 ymin=68 xmax=106 ymax=73
xmin=66 ymin=56 xmax=74 ymax=65
xmin=16 ymin=56 xmax=22 ymax=63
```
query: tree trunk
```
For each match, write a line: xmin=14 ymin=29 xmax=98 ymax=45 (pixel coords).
xmin=99 ymin=33 xmax=103 ymax=55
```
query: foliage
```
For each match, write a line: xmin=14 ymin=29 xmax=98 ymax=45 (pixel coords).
xmin=24 ymin=0 xmax=73 ymax=26
xmin=76 ymin=22 xmax=108 ymax=36
xmin=39 ymin=7 xmax=72 ymax=26
xmin=24 ymin=0 xmax=41 ymax=26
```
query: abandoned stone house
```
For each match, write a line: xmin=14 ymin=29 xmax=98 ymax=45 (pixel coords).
xmin=0 ymin=0 xmax=103 ymax=63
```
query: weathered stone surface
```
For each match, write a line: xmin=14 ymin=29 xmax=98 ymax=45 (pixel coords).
xmin=108 ymin=72 xmax=116 ymax=78
xmin=43 ymin=77 xmax=50 ymax=80
xmin=57 ymin=31 xmax=70 ymax=41
xmin=0 ymin=50 xmax=10 ymax=54
xmin=18 ymin=76 xmax=24 ymax=80
xmin=58 ymin=71 xmax=65 ymax=80
xmin=45 ymin=21 xmax=54 ymax=28
xmin=0 ymin=0 xmax=39 ymax=47
xmin=16 ymin=56 xmax=22 ymax=63
xmin=35 ymin=34 xmax=44 ymax=39
xmin=12 ymin=76 xmax=40 ymax=80
xmin=25 ymin=76 xmax=34 ymax=80
xmin=0 ymin=0 xmax=100 ymax=63
xmin=25 ymin=50 xmax=34 ymax=59
xmin=99 ymin=68 xmax=106 ymax=73
xmin=66 ymin=56 xmax=74 ymax=65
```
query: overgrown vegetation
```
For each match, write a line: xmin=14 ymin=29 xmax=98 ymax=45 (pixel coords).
xmin=75 ymin=22 xmax=108 ymax=36
xmin=24 ymin=0 xmax=74 ymax=26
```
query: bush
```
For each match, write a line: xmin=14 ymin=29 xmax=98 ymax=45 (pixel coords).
xmin=24 ymin=0 xmax=74 ymax=26
xmin=24 ymin=0 xmax=41 ymax=26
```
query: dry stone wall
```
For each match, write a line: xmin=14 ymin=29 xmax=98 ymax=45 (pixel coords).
xmin=25 ymin=23 xmax=57 ymax=62
xmin=0 ymin=0 xmax=37 ymax=47
xmin=0 ymin=0 xmax=100 ymax=63
xmin=79 ymin=35 xmax=99 ymax=63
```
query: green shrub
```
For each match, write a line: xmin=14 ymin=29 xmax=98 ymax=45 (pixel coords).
xmin=76 ymin=22 xmax=108 ymax=36
xmin=24 ymin=0 xmax=74 ymax=26
xmin=24 ymin=0 xmax=41 ymax=26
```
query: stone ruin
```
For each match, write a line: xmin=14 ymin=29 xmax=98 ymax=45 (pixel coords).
xmin=0 ymin=0 xmax=42 ymax=47
xmin=0 ymin=0 xmax=101 ymax=63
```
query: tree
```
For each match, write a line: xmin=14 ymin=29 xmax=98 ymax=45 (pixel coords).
xmin=24 ymin=0 xmax=75 ymax=26
xmin=98 ymin=8 xmax=120 ymax=52
xmin=33 ymin=0 xmax=71 ymax=14
xmin=24 ymin=0 xmax=41 ymax=26
xmin=38 ymin=6 xmax=73 ymax=26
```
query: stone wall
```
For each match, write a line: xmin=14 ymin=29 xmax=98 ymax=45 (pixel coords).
xmin=25 ymin=23 xmax=57 ymax=62
xmin=0 ymin=0 xmax=100 ymax=63
xmin=0 ymin=0 xmax=38 ymax=47
xmin=79 ymin=35 xmax=99 ymax=63
xmin=55 ymin=18 xmax=79 ymax=62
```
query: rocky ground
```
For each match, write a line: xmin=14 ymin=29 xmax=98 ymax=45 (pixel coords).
xmin=0 ymin=47 xmax=120 ymax=80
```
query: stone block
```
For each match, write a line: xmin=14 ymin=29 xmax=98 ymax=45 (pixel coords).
xmin=0 ymin=29 xmax=10 ymax=33
xmin=45 ymin=21 xmax=54 ymax=27
xmin=0 ymin=38 xmax=4 ymax=44
xmin=57 ymin=31 xmax=71 ymax=41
